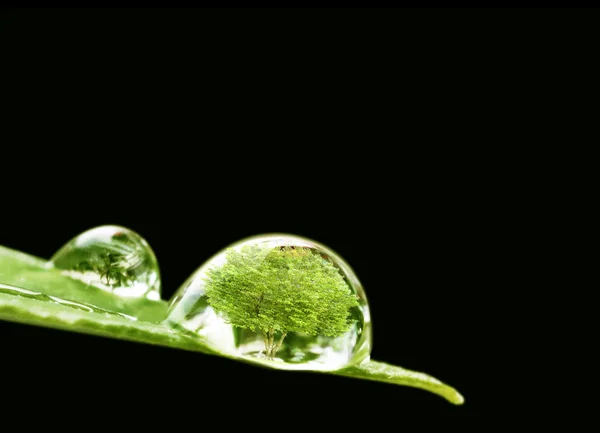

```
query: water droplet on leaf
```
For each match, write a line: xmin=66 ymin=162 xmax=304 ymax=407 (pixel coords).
xmin=50 ymin=226 xmax=161 ymax=301
xmin=165 ymin=234 xmax=371 ymax=371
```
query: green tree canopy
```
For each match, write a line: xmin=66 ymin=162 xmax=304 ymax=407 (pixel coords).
xmin=203 ymin=245 xmax=359 ymax=359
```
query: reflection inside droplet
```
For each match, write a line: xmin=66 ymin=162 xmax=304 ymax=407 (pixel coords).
xmin=165 ymin=234 xmax=372 ymax=371
xmin=50 ymin=225 xmax=161 ymax=301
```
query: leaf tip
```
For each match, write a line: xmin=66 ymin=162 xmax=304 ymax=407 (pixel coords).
xmin=448 ymin=389 xmax=465 ymax=405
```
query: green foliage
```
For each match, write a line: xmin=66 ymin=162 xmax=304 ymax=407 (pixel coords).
xmin=76 ymin=251 xmax=134 ymax=289
xmin=203 ymin=245 xmax=359 ymax=358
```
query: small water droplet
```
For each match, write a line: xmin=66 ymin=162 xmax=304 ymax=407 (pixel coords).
xmin=50 ymin=226 xmax=161 ymax=301
xmin=165 ymin=234 xmax=372 ymax=371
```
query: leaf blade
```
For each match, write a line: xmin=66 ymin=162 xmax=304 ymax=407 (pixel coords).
xmin=333 ymin=360 xmax=465 ymax=405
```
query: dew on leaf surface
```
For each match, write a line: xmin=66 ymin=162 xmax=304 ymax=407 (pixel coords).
xmin=165 ymin=234 xmax=372 ymax=371
xmin=51 ymin=225 xmax=161 ymax=301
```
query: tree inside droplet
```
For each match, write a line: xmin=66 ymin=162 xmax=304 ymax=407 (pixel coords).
xmin=203 ymin=245 xmax=359 ymax=360
xmin=51 ymin=226 xmax=161 ymax=301
xmin=165 ymin=234 xmax=372 ymax=371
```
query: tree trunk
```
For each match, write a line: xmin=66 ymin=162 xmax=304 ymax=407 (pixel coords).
xmin=262 ymin=331 xmax=270 ymax=357
xmin=268 ymin=328 xmax=274 ymax=357
xmin=273 ymin=332 xmax=288 ymax=356
xmin=263 ymin=328 xmax=287 ymax=360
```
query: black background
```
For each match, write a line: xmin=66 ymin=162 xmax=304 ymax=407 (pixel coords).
xmin=0 ymin=7 xmax=523 ymax=425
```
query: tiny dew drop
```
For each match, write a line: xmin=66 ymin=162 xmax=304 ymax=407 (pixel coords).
xmin=50 ymin=225 xmax=161 ymax=301
xmin=165 ymin=234 xmax=372 ymax=371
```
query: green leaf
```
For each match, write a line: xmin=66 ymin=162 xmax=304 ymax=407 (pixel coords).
xmin=0 ymin=245 xmax=464 ymax=405
xmin=335 ymin=361 xmax=464 ymax=405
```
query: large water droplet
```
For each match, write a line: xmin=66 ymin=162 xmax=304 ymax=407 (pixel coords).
xmin=165 ymin=234 xmax=372 ymax=371
xmin=50 ymin=225 xmax=161 ymax=301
